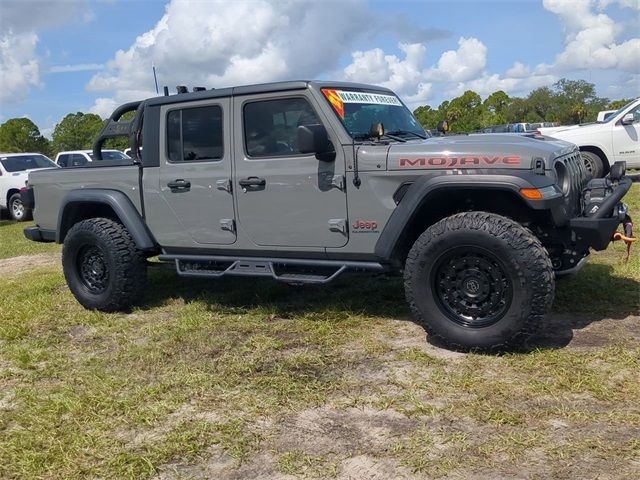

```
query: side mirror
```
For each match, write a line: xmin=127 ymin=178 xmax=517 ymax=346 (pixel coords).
xmin=437 ymin=120 xmax=449 ymax=134
xmin=297 ymin=124 xmax=332 ymax=155
xmin=621 ymin=113 xmax=634 ymax=125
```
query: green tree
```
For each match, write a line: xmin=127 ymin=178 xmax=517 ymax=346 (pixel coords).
xmin=483 ymin=90 xmax=511 ymax=124
xmin=413 ymin=105 xmax=445 ymax=130
xmin=0 ymin=118 xmax=50 ymax=155
xmin=608 ymin=98 xmax=633 ymax=110
xmin=51 ymin=112 xmax=104 ymax=153
xmin=551 ymin=79 xmax=608 ymax=124
xmin=446 ymin=90 xmax=485 ymax=132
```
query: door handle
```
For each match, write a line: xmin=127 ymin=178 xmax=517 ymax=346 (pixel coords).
xmin=238 ymin=177 xmax=266 ymax=188
xmin=167 ymin=179 xmax=191 ymax=191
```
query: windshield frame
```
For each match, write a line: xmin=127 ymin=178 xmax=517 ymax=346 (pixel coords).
xmin=320 ymin=87 xmax=427 ymax=142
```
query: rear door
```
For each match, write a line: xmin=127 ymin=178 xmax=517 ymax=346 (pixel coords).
xmin=157 ymin=98 xmax=236 ymax=245
xmin=233 ymin=93 xmax=348 ymax=248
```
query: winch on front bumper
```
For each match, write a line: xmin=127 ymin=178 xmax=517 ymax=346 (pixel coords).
xmin=555 ymin=161 xmax=634 ymax=274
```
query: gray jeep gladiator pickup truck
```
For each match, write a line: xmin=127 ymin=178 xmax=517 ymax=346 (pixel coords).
xmin=23 ymin=80 xmax=633 ymax=350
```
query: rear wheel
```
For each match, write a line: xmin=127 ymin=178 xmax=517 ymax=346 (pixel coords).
xmin=404 ymin=212 xmax=555 ymax=351
xmin=63 ymin=218 xmax=147 ymax=311
xmin=8 ymin=193 xmax=31 ymax=221
xmin=580 ymin=150 xmax=605 ymax=178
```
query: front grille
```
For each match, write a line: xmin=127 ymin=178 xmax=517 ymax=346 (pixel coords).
xmin=554 ymin=150 xmax=589 ymax=217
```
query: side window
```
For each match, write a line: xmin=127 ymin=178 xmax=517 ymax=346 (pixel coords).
xmin=71 ymin=154 xmax=87 ymax=167
xmin=243 ymin=98 xmax=320 ymax=158
xmin=57 ymin=154 xmax=69 ymax=167
xmin=166 ymin=105 xmax=223 ymax=162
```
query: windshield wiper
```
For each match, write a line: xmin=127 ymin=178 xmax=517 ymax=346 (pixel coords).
xmin=352 ymin=132 xmax=406 ymax=143
xmin=386 ymin=129 xmax=427 ymax=139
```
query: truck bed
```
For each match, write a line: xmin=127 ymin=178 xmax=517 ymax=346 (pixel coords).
xmin=29 ymin=165 xmax=142 ymax=232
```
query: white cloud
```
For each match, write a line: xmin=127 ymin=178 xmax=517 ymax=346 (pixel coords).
xmin=0 ymin=32 xmax=41 ymax=103
xmin=598 ymin=0 xmax=640 ymax=10
xmin=425 ymin=37 xmax=487 ymax=83
xmin=0 ymin=0 xmax=90 ymax=34
xmin=344 ymin=43 xmax=427 ymax=96
xmin=0 ymin=0 xmax=93 ymax=105
xmin=87 ymin=0 xmax=372 ymax=112
xmin=540 ymin=0 xmax=639 ymax=73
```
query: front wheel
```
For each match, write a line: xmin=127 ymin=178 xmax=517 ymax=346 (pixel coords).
xmin=580 ymin=151 xmax=605 ymax=178
xmin=404 ymin=212 xmax=554 ymax=351
xmin=62 ymin=218 xmax=147 ymax=312
xmin=8 ymin=193 xmax=31 ymax=221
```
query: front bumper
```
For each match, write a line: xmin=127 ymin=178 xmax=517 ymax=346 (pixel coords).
xmin=570 ymin=175 xmax=633 ymax=251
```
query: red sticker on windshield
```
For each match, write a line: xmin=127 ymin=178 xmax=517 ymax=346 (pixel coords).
xmin=322 ymin=89 xmax=345 ymax=119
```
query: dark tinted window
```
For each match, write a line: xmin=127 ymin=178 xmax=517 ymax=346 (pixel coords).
xmin=243 ymin=98 xmax=320 ymax=157
xmin=70 ymin=154 xmax=88 ymax=167
xmin=57 ymin=154 xmax=69 ymax=167
xmin=0 ymin=154 xmax=55 ymax=172
xmin=87 ymin=151 xmax=129 ymax=161
xmin=166 ymin=105 xmax=223 ymax=162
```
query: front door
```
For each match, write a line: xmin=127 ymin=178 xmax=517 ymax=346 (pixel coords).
xmin=233 ymin=94 xmax=348 ymax=248
xmin=612 ymin=103 xmax=640 ymax=166
xmin=158 ymin=98 xmax=236 ymax=245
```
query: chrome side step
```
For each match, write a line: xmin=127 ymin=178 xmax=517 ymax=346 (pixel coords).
xmin=159 ymin=254 xmax=385 ymax=285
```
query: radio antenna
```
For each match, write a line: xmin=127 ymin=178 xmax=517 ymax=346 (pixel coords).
xmin=152 ymin=63 xmax=159 ymax=94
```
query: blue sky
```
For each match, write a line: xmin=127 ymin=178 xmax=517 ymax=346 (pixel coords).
xmin=1 ymin=0 xmax=638 ymax=136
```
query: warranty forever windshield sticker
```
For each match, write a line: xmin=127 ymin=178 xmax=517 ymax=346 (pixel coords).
xmin=322 ymin=89 xmax=402 ymax=119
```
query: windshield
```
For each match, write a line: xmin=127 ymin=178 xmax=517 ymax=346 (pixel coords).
xmin=0 ymin=154 xmax=56 ymax=172
xmin=87 ymin=151 xmax=129 ymax=160
xmin=322 ymin=89 xmax=427 ymax=140
xmin=599 ymin=100 xmax=636 ymax=123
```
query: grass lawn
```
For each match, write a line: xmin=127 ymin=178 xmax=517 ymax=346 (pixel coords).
xmin=0 ymin=220 xmax=60 ymax=259
xmin=0 ymin=186 xmax=638 ymax=479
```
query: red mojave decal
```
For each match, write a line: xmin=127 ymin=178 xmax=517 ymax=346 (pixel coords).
xmin=398 ymin=155 xmax=521 ymax=168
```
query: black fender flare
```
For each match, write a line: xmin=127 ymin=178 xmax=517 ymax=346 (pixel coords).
xmin=57 ymin=189 xmax=157 ymax=250
xmin=374 ymin=174 xmax=552 ymax=263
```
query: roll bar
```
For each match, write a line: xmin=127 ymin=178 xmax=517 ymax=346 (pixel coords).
xmin=92 ymin=100 xmax=144 ymax=161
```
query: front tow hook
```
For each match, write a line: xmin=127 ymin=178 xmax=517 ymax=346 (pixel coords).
xmin=613 ymin=214 xmax=636 ymax=261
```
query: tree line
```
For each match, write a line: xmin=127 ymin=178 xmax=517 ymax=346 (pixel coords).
xmin=0 ymin=112 xmax=129 ymax=157
xmin=0 ymin=78 xmax=634 ymax=156
xmin=413 ymin=78 xmax=633 ymax=133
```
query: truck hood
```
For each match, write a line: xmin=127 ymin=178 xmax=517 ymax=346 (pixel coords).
xmin=385 ymin=134 xmax=577 ymax=171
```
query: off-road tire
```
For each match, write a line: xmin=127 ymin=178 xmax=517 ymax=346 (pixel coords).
xmin=404 ymin=212 xmax=554 ymax=351
xmin=8 ymin=193 xmax=31 ymax=221
xmin=62 ymin=218 xmax=147 ymax=312
xmin=580 ymin=150 xmax=605 ymax=178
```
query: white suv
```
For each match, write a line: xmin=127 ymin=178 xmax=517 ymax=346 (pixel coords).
xmin=0 ymin=153 xmax=58 ymax=221
xmin=55 ymin=149 xmax=130 ymax=168
xmin=538 ymin=98 xmax=640 ymax=177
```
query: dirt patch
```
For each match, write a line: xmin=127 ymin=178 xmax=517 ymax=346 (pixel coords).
xmin=337 ymin=455 xmax=417 ymax=480
xmin=0 ymin=252 xmax=59 ymax=279
xmin=274 ymin=406 xmax=417 ymax=456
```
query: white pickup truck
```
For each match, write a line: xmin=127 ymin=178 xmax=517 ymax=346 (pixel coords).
xmin=0 ymin=153 xmax=58 ymax=221
xmin=538 ymin=98 xmax=640 ymax=177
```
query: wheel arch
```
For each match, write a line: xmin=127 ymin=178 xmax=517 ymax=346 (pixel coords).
xmin=6 ymin=188 xmax=20 ymax=206
xmin=374 ymin=175 xmax=548 ymax=268
xmin=57 ymin=189 xmax=157 ymax=250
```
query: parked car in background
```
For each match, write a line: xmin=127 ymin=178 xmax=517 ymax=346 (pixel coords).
xmin=123 ymin=147 xmax=141 ymax=157
xmin=0 ymin=153 xmax=58 ymax=221
xmin=55 ymin=149 xmax=130 ymax=168
xmin=538 ymin=98 xmax=640 ymax=177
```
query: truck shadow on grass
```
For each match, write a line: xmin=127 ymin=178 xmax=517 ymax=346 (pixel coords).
xmin=141 ymin=262 xmax=639 ymax=353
